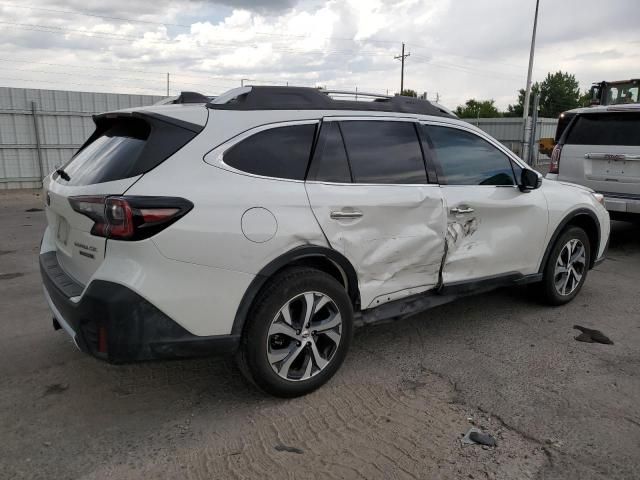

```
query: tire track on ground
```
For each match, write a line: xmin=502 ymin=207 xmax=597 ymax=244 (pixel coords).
xmin=94 ymin=372 xmax=546 ymax=480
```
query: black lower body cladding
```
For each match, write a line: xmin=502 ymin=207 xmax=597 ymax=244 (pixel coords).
xmin=40 ymin=252 xmax=239 ymax=363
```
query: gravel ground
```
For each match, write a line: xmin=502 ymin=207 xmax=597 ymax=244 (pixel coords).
xmin=1 ymin=189 xmax=639 ymax=480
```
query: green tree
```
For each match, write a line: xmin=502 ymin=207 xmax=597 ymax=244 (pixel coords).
xmin=401 ymin=89 xmax=418 ymax=97
xmin=539 ymin=71 xmax=581 ymax=116
xmin=455 ymin=99 xmax=501 ymax=118
xmin=506 ymin=71 xmax=581 ymax=117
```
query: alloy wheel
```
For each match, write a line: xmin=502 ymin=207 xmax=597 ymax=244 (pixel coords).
xmin=266 ymin=292 xmax=342 ymax=381
xmin=554 ymin=238 xmax=586 ymax=296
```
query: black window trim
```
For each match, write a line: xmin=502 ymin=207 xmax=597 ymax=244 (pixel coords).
xmin=306 ymin=116 xmax=433 ymax=187
xmin=305 ymin=120 xmax=354 ymax=184
xmin=420 ymin=121 xmax=523 ymax=188
xmin=217 ymin=119 xmax=320 ymax=182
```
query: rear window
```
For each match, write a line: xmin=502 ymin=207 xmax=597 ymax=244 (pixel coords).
xmin=566 ymin=112 xmax=640 ymax=146
xmin=61 ymin=119 xmax=149 ymax=186
xmin=224 ymin=124 xmax=316 ymax=180
xmin=58 ymin=116 xmax=199 ymax=186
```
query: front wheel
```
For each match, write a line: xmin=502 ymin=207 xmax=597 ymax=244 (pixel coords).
xmin=539 ymin=226 xmax=591 ymax=306
xmin=237 ymin=267 xmax=353 ymax=397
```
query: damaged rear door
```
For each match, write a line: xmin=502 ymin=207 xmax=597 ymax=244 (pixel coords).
xmin=305 ymin=118 xmax=446 ymax=309
xmin=422 ymin=123 xmax=548 ymax=284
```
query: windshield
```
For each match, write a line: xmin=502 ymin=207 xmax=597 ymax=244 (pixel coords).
xmin=604 ymin=82 xmax=639 ymax=105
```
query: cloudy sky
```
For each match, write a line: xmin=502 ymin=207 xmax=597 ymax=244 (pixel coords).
xmin=0 ymin=0 xmax=638 ymax=110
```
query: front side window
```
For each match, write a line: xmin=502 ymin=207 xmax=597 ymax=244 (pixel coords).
xmin=224 ymin=124 xmax=316 ymax=180
xmin=425 ymin=126 xmax=516 ymax=186
xmin=339 ymin=121 xmax=427 ymax=184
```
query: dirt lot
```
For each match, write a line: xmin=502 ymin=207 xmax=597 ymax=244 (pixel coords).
xmin=1 ymin=189 xmax=639 ymax=480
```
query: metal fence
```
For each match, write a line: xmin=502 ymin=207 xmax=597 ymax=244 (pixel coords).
xmin=463 ymin=117 xmax=558 ymax=162
xmin=0 ymin=87 xmax=164 ymax=189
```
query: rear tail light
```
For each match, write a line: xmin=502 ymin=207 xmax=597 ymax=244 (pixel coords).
xmin=69 ymin=196 xmax=193 ymax=240
xmin=549 ymin=144 xmax=563 ymax=174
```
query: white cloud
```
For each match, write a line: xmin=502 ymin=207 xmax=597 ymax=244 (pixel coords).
xmin=0 ymin=0 xmax=638 ymax=110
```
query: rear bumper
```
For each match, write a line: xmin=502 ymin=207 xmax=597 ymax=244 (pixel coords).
xmin=40 ymin=251 xmax=240 ymax=363
xmin=601 ymin=192 xmax=640 ymax=216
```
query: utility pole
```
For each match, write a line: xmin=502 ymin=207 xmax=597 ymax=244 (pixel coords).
xmin=521 ymin=0 xmax=540 ymax=162
xmin=394 ymin=42 xmax=410 ymax=94
xmin=528 ymin=93 xmax=540 ymax=165
xmin=166 ymin=73 xmax=170 ymax=96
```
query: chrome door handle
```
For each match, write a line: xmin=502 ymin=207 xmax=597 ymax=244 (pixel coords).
xmin=330 ymin=210 xmax=364 ymax=219
xmin=450 ymin=206 xmax=474 ymax=214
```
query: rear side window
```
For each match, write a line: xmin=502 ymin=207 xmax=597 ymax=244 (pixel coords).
xmin=59 ymin=116 xmax=198 ymax=186
xmin=224 ymin=124 xmax=316 ymax=180
xmin=339 ymin=121 xmax=427 ymax=184
xmin=566 ymin=113 xmax=640 ymax=146
xmin=426 ymin=126 xmax=516 ymax=186
xmin=307 ymin=122 xmax=351 ymax=183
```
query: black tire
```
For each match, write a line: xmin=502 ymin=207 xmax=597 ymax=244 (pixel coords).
xmin=540 ymin=226 xmax=591 ymax=306
xmin=237 ymin=267 xmax=354 ymax=398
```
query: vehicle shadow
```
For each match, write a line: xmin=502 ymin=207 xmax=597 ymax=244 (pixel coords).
xmin=608 ymin=219 xmax=640 ymax=255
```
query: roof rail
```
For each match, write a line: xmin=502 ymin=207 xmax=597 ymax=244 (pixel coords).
xmin=320 ymin=89 xmax=392 ymax=100
xmin=206 ymin=86 xmax=454 ymax=117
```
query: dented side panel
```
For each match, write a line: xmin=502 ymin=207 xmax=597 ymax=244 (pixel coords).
xmin=440 ymin=185 xmax=549 ymax=283
xmin=305 ymin=182 xmax=446 ymax=308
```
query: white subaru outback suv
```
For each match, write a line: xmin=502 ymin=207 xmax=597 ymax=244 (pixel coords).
xmin=547 ymin=104 xmax=640 ymax=221
xmin=40 ymin=86 xmax=610 ymax=397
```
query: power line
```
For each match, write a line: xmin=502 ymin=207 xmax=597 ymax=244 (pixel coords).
xmin=0 ymin=2 xmax=401 ymax=45
xmin=0 ymin=20 xmax=396 ymax=58
xmin=0 ymin=2 xmax=191 ymax=28
xmin=0 ymin=75 xmax=165 ymax=93
xmin=0 ymin=2 xmax=539 ymax=78
xmin=0 ymin=58 xmax=319 ymax=90
xmin=411 ymin=54 xmax=525 ymax=81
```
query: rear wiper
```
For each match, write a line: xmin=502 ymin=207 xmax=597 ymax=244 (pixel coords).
xmin=56 ymin=168 xmax=71 ymax=181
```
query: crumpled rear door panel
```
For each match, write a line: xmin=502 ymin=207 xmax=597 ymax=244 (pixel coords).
xmin=306 ymin=182 xmax=446 ymax=308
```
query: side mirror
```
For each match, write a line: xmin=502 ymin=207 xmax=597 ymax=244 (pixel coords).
xmin=520 ymin=169 xmax=542 ymax=192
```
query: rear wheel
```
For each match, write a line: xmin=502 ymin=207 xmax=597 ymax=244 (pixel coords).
xmin=237 ymin=267 xmax=353 ymax=397
xmin=540 ymin=226 xmax=591 ymax=305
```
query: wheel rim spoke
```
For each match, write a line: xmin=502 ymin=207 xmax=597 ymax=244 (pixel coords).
xmin=302 ymin=355 xmax=313 ymax=380
xmin=310 ymin=341 xmax=329 ymax=370
xmin=302 ymin=293 xmax=316 ymax=327
xmin=321 ymin=328 xmax=341 ymax=345
xmin=314 ymin=312 xmax=342 ymax=333
xmin=281 ymin=303 xmax=294 ymax=326
xmin=268 ymin=346 xmax=292 ymax=364
xmin=266 ymin=291 xmax=342 ymax=382
xmin=277 ymin=344 xmax=306 ymax=378
xmin=269 ymin=322 xmax=298 ymax=339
